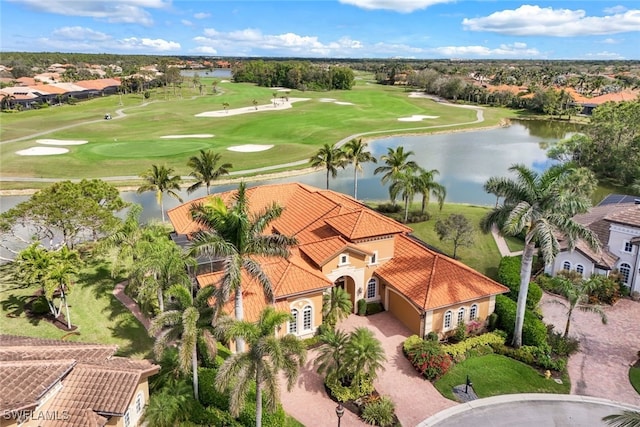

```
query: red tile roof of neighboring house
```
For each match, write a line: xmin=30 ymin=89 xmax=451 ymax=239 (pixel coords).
xmin=582 ymin=91 xmax=639 ymax=105
xmin=75 ymin=78 xmax=121 ymax=91
xmin=29 ymin=84 xmax=68 ymax=95
xmin=16 ymin=76 xmax=36 ymax=86
xmin=375 ymin=235 xmax=508 ymax=311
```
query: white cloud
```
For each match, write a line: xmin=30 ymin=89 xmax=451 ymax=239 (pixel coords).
xmin=192 ymin=46 xmax=217 ymax=54
xmin=603 ymin=5 xmax=627 ymax=14
xmin=194 ymin=12 xmax=210 ymax=19
xmin=7 ymin=0 xmax=169 ymax=25
xmin=601 ymin=38 xmax=621 ymax=44
xmin=119 ymin=37 xmax=181 ymax=51
xmin=51 ymin=26 xmax=111 ymax=41
xmin=431 ymin=42 xmax=540 ymax=57
xmin=338 ymin=0 xmax=452 ymax=13
xmin=181 ymin=19 xmax=193 ymax=26
xmin=462 ymin=5 xmax=640 ymax=36
xmin=584 ymin=51 xmax=625 ymax=59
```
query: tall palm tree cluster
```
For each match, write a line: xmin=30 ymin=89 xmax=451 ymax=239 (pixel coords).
xmin=138 ymin=149 xmax=232 ymax=221
xmin=310 ymin=140 xmax=446 ymax=221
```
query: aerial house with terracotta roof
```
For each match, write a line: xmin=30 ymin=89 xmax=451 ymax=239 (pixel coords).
xmin=168 ymin=183 xmax=507 ymax=340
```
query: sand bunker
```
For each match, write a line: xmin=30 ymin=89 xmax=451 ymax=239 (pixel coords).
xmin=397 ymin=115 xmax=440 ymax=122
xmin=227 ymin=144 xmax=274 ymax=153
xmin=17 ymin=147 xmax=69 ymax=156
xmin=160 ymin=134 xmax=214 ymax=139
xmin=335 ymin=101 xmax=355 ymax=105
xmin=318 ymin=98 xmax=336 ymax=102
xmin=195 ymin=98 xmax=310 ymax=118
xmin=36 ymin=139 xmax=88 ymax=146
xmin=220 ymin=80 xmax=230 ymax=83
xmin=276 ymin=88 xmax=291 ymax=92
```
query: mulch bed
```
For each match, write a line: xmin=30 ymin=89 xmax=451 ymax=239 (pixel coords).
xmin=23 ymin=293 xmax=78 ymax=332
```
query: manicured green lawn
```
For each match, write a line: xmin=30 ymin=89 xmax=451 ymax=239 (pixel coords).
xmin=434 ymin=354 xmax=570 ymax=401
xmin=0 ymin=259 xmax=153 ymax=358
xmin=0 ymin=77 xmax=515 ymax=181
xmin=406 ymin=203 xmax=501 ymax=278
xmin=629 ymin=366 xmax=640 ymax=395
xmin=285 ymin=415 xmax=306 ymax=427
xmin=504 ymin=235 xmax=525 ymax=253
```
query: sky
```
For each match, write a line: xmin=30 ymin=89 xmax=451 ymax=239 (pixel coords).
xmin=1 ymin=0 xmax=639 ymax=60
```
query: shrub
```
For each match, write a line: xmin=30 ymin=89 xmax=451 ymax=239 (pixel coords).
xmin=405 ymin=340 xmax=452 ymax=380
xmin=374 ymin=203 xmax=402 ymax=213
xmin=189 ymin=400 xmax=241 ymax=426
xmin=198 ymin=368 xmax=229 ymax=410
xmin=452 ymin=321 xmax=467 ymax=343
xmin=442 ymin=332 xmax=506 ymax=361
xmin=30 ymin=296 xmax=50 ymax=315
xmin=366 ymin=302 xmax=384 ymax=315
xmin=403 ymin=335 xmax=424 ymax=354
xmin=487 ymin=313 xmax=498 ymax=331
xmin=361 ymin=396 xmax=396 ymax=427
xmin=498 ymin=257 xmax=542 ymax=309
xmin=238 ymin=399 xmax=285 ymax=427
xmin=357 ymin=299 xmax=368 ymax=316
xmin=587 ymin=275 xmax=622 ymax=305
xmin=425 ymin=331 xmax=439 ymax=342
xmin=494 ymin=295 xmax=548 ymax=347
xmin=325 ymin=372 xmax=373 ymax=402
xmin=547 ymin=327 xmax=580 ymax=357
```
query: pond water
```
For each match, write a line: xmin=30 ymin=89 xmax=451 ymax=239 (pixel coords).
xmin=179 ymin=69 xmax=232 ymax=78
xmin=0 ymin=120 xmax=578 ymax=225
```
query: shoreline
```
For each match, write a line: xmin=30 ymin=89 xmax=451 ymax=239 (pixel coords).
xmin=0 ymin=121 xmax=505 ymax=197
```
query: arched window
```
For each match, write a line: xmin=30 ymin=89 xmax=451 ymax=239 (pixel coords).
xmin=443 ymin=311 xmax=452 ymax=330
xmin=457 ymin=307 xmax=465 ymax=324
xmin=289 ymin=309 xmax=298 ymax=334
xmin=469 ymin=304 xmax=478 ymax=321
xmin=619 ymin=263 xmax=632 ymax=285
xmin=576 ymin=264 xmax=584 ymax=275
xmin=562 ymin=261 xmax=571 ymax=271
xmin=303 ymin=305 xmax=312 ymax=331
xmin=135 ymin=392 xmax=144 ymax=414
xmin=366 ymin=278 xmax=377 ymax=299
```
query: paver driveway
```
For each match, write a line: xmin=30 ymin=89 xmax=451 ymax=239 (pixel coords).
xmin=541 ymin=292 xmax=640 ymax=406
xmin=280 ymin=312 xmax=456 ymax=426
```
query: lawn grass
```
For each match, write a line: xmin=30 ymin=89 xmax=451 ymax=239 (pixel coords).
xmin=504 ymin=235 xmax=525 ymax=253
xmin=0 ymin=77 xmax=516 ymax=181
xmin=285 ymin=415 xmax=306 ymax=427
xmin=434 ymin=354 xmax=570 ymax=401
xmin=0 ymin=258 xmax=153 ymax=358
xmin=406 ymin=203 xmax=501 ymax=278
xmin=629 ymin=366 xmax=640 ymax=395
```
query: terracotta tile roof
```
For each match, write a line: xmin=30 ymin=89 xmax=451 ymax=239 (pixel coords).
xmin=299 ymin=236 xmax=373 ymax=267
xmin=583 ymin=91 xmax=639 ymax=105
xmin=605 ymin=204 xmax=640 ymax=228
xmin=29 ymin=84 xmax=68 ymax=95
xmin=16 ymin=76 xmax=36 ymax=86
xmin=0 ymin=345 xmax=117 ymax=362
xmin=375 ymin=235 xmax=508 ymax=311
xmin=0 ymin=360 xmax=75 ymax=412
xmin=323 ymin=209 xmax=410 ymax=240
xmin=75 ymin=78 xmax=121 ymax=91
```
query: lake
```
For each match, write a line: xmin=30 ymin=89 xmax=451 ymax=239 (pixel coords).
xmin=0 ymin=120 xmax=578 ymax=224
xmin=180 ymin=69 xmax=232 ymax=78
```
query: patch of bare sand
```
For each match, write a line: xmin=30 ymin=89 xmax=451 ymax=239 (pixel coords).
xmin=195 ymin=98 xmax=310 ymax=118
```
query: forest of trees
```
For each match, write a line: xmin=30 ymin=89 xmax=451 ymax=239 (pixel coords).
xmin=232 ymin=60 xmax=355 ymax=90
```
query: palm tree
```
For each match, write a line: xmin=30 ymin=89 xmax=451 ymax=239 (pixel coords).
xmin=186 ymin=150 xmax=233 ymax=195
xmin=416 ymin=168 xmax=446 ymax=214
xmin=344 ymin=327 xmax=386 ymax=389
xmin=47 ymin=246 xmax=80 ymax=330
xmin=481 ymin=164 xmax=599 ymax=348
xmin=389 ymin=168 xmax=420 ymax=223
xmin=143 ymin=381 xmax=192 ymax=426
xmin=309 ymin=143 xmax=347 ymax=190
xmin=343 ymin=138 xmax=377 ymax=200
xmin=314 ymin=328 xmax=349 ymax=378
xmin=322 ymin=286 xmax=353 ymax=328
xmin=149 ymin=284 xmax=217 ymax=401
xmin=189 ymin=182 xmax=296 ymax=352
xmin=374 ymin=146 xmax=418 ymax=204
xmin=215 ymin=307 xmax=307 ymax=427
xmin=550 ymin=275 xmax=607 ymax=337
xmin=603 ymin=411 xmax=640 ymax=427
xmin=137 ymin=164 xmax=183 ymax=222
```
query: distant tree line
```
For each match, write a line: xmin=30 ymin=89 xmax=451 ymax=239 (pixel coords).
xmin=232 ymin=60 xmax=355 ymax=90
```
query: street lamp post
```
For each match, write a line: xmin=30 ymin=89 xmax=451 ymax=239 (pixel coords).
xmin=336 ymin=403 xmax=345 ymax=427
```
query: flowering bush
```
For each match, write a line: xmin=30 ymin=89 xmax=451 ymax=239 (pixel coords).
xmin=405 ymin=340 xmax=452 ymax=380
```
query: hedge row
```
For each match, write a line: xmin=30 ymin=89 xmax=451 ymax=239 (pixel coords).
xmin=494 ymin=295 xmax=547 ymax=347
xmin=442 ymin=332 xmax=506 ymax=360
xmin=497 ymin=256 xmax=542 ymax=309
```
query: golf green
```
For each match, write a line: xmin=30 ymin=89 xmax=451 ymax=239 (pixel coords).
xmin=89 ymin=140 xmax=214 ymax=158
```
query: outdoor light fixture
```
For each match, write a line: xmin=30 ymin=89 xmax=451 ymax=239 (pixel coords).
xmin=336 ymin=403 xmax=345 ymax=427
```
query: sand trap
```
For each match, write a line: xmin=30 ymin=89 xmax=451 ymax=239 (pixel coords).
xmin=220 ymin=80 xmax=230 ymax=83
xmin=160 ymin=134 xmax=214 ymax=139
xmin=318 ymin=98 xmax=336 ymax=102
xmin=335 ymin=101 xmax=355 ymax=105
xmin=227 ymin=144 xmax=274 ymax=153
xmin=195 ymin=98 xmax=310 ymax=118
xmin=276 ymin=88 xmax=291 ymax=92
xmin=17 ymin=147 xmax=69 ymax=156
xmin=36 ymin=139 xmax=88 ymax=146
xmin=397 ymin=115 xmax=440 ymax=122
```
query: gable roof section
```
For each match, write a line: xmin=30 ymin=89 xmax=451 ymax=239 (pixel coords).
xmin=375 ymin=235 xmax=508 ymax=311
xmin=605 ymin=205 xmax=640 ymax=228
xmin=323 ymin=209 xmax=410 ymax=240
xmin=299 ymin=236 xmax=373 ymax=267
xmin=75 ymin=78 xmax=121 ymax=91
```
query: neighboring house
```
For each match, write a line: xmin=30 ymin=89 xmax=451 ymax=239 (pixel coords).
xmin=576 ymin=90 xmax=639 ymax=115
xmin=167 ymin=183 xmax=508 ymax=340
xmin=545 ymin=194 xmax=640 ymax=293
xmin=0 ymin=335 xmax=159 ymax=427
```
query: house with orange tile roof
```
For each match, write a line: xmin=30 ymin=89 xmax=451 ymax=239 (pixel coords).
xmin=168 ymin=183 xmax=508 ymax=340
xmin=0 ymin=335 xmax=159 ymax=427
xmin=576 ymin=90 xmax=639 ymax=115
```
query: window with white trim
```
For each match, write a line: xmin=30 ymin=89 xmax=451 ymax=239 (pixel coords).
xmin=124 ymin=411 xmax=131 ymax=427
xmin=562 ymin=261 xmax=571 ymax=271
xmin=457 ymin=307 xmax=465 ymax=324
xmin=443 ymin=310 xmax=452 ymax=330
xmin=366 ymin=278 xmax=377 ymax=299
xmin=370 ymin=251 xmax=378 ymax=265
xmin=469 ymin=304 xmax=478 ymax=321
xmin=624 ymin=241 xmax=633 ymax=253
xmin=576 ymin=264 xmax=584 ymax=275
xmin=619 ymin=263 xmax=632 ymax=285
xmin=302 ymin=305 xmax=312 ymax=331
xmin=339 ymin=253 xmax=349 ymax=266
xmin=289 ymin=309 xmax=298 ymax=334
xmin=135 ymin=392 xmax=144 ymax=414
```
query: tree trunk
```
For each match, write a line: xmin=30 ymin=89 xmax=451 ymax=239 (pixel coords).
xmin=421 ymin=194 xmax=426 ymax=214
xmin=353 ymin=167 xmax=358 ymax=200
xmin=326 ymin=169 xmax=330 ymax=190
xmin=157 ymin=287 xmax=164 ymax=312
xmin=564 ymin=307 xmax=573 ymax=337
xmin=404 ymin=197 xmax=409 ymax=223
xmin=192 ymin=344 xmax=199 ymax=401
xmin=255 ymin=364 xmax=262 ymax=427
xmin=235 ymin=285 xmax=245 ymax=353
xmin=62 ymin=290 xmax=72 ymax=330
xmin=512 ymin=240 xmax=536 ymax=348
xmin=160 ymin=198 xmax=165 ymax=222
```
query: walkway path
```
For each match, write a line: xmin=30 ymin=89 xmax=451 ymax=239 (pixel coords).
xmin=491 ymin=225 xmax=523 ymax=257
xmin=113 ymin=281 xmax=151 ymax=330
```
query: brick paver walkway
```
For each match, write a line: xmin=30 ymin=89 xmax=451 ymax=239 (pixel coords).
xmin=541 ymin=292 xmax=640 ymax=406
xmin=113 ymin=281 xmax=151 ymax=330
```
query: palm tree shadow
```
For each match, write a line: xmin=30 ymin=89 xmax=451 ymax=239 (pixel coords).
xmin=1 ymin=293 xmax=32 ymax=319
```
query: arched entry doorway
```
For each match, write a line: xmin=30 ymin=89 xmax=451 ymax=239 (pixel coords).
xmin=334 ymin=275 xmax=356 ymax=314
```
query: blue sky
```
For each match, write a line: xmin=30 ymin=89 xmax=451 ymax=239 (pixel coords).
xmin=1 ymin=0 xmax=639 ymax=59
